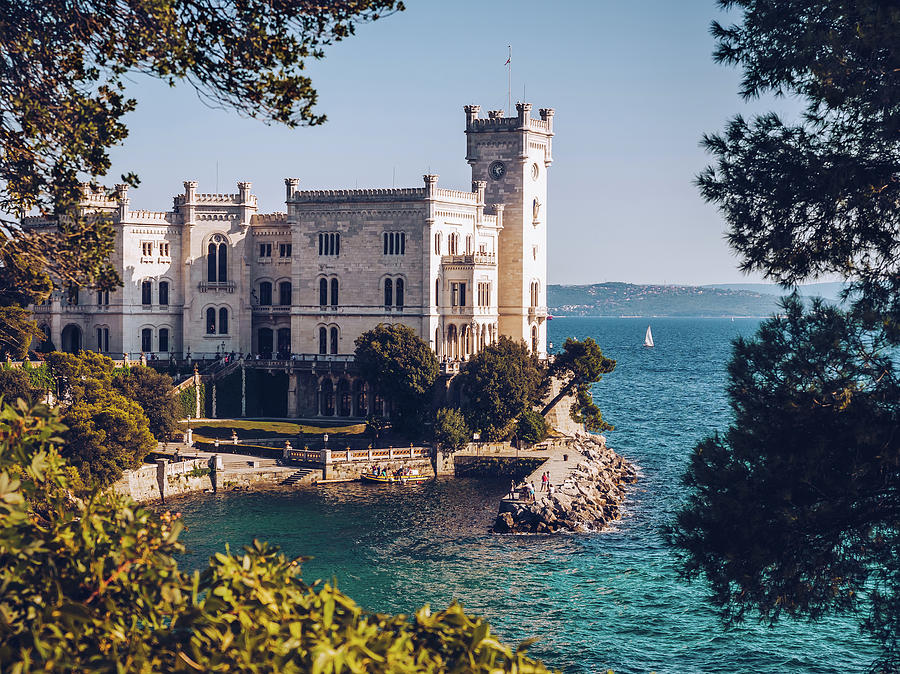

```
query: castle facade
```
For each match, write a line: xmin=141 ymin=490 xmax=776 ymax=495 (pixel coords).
xmin=27 ymin=103 xmax=552 ymax=363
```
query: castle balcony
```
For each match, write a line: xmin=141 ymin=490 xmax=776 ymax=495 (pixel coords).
xmin=441 ymin=253 xmax=496 ymax=267
xmin=198 ymin=281 xmax=236 ymax=293
xmin=528 ymin=307 xmax=549 ymax=322
xmin=252 ymin=305 xmax=291 ymax=315
xmin=32 ymin=304 xmax=51 ymax=314
xmin=444 ymin=305 xmax=476 ymax=317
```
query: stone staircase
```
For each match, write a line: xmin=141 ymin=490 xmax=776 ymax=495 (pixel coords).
xmin=282 ymin=467 xmax=318 ymax=486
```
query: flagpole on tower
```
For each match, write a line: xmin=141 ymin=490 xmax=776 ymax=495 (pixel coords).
xmin=506 ymin=45 xmax=511 ymax=116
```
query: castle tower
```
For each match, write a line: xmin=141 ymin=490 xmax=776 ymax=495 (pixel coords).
xmin=464 ymin=102 xmax=553 ymax=356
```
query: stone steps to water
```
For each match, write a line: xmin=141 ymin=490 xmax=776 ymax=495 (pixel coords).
xmin=282 ymin=468 xmax=315 ymax=486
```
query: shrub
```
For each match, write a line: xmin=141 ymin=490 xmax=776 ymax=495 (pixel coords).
xmin=0 ymin=401 xmax=553 ymax=673
xmin=434 ymin=407 xmax=470 ymax=453
xmin=517 ymin=408 xmax=548 ymax=445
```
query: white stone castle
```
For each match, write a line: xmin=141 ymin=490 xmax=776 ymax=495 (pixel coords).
xmin=26 ymin=103 xmax=552 ymax=363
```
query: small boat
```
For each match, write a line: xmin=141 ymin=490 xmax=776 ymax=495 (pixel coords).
xmin=361 ymin=472 xmax=430 ymax=484
xmin=643 ymin=325 xmax=654 ymax=348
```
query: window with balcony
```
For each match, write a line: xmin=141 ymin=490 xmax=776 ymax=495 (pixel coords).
xmin=207 ymin=234 xmax=228 ymax=282
xmin=259 ymin=281 xmax=273 ymax=306
xmin=318 ymin=232 xmax=340 ymax=256
xmin=449 ymin=233 xmax=459 ymax=255
xmin=451 ymin=282 xmax=466 ymax=307
xmin=279 ymin=281 xmax=292 ymax=306
xmin=330 ymin=326 xmax=339 ymax=354
xmin=465 ymin=235 xmax=472 ymax=255
xmin=96 ymin=290 xmax=109 ymax=306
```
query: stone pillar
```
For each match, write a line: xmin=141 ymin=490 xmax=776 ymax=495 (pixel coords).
xmin=193 ymin=365 xmax=201 ymax=419
xmin=287 ymin=371 xmax=299 ymax=418
xmin=155 ymin=459 xmax=168 ymax=503
xmin=211 ymin=384 xmax=217 ymax=418
xmin=241 ymin=363 xmax=246 ymax=417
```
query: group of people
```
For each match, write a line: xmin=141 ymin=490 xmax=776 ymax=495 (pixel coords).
xmin=508 ymin=471 xmax=555 ymax=502
xmin=369 ymin=465 xmax=416 ymax=478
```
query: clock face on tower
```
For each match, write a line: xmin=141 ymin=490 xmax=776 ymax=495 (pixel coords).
xmin=489 ymin=160 xmax=506 ymax=181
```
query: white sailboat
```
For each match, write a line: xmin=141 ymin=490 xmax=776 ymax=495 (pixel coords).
xmin=643 ymin=325 xmax=654 ymax=348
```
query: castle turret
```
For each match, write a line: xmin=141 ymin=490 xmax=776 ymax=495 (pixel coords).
xmin=464 ymin=102 xmax=553 ymax=357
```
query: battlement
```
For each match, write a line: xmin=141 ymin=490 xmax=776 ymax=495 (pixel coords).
xmin=174 ymin=181 xmax=257 ymax=206
xmin=433 ymin=187 xmax=479 ymax=204
xmin=464 ymin=101 xmax=554 ymax=135
xmin=289 ymin=187 xmax=427 ymax=204
xmin=251 ymin=212 xmax=288 ymax=225
xmin=20 ymin=215 xmax=55 ymax=228
xmin=129 ymin=210 xmax=173 ymax=222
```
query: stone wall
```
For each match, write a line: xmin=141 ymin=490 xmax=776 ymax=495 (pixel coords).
xmin=323 ymin=457 xmax=435 ymax=482
xmin=112 ymin=458 xmax=290 ymax=503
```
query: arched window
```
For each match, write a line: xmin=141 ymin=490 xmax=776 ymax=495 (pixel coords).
xmin=319 ymin=326 xmax=327 ymax=354
xmin=330 ymin=278 xmax=339 ymax=306
xmin=320 ymin=380 xmax=334 ymax=416
xmin=279 ymin=281 xmax=292 ymax=306
xmin=159 ymin=281 xmax=169 ymax=306
xmin=141 ymin=328 xmax=152 ymax=352
xmin=277 ymin=327 xmax=291 ymax=357
xmin=206 ymin=307 xmax=216 ymax=334
xmin=219 ymin=307 xmax=229 ymax=334
xmin=258 ymin=327 xmax=274 ymax=357
xmin=338 ymin=380 xmax=351 ymax=416
xmin=319 ymin=278 xmax=328 ymax=308
xmin=395 ymin=278 xmax=404 ymax=308
xmin=465 ymin=235 xmax=472 ymax=255
xmin=159 ymin=328 xmax=170 ymax=352
xmin=207 ymin=235 xmax=228 ymax=282
xmin=141 ymin=281 xmax=152 ymax=306
xmin=384 ymin=278 xmax=393 ymax=307
xmin=435 ymin=278 xmax=440 ymax=306
xmin=434 ymin=232 xmax=441 ymax=255
xmin=259 ymin=281 xmax=273 ymax=306
xmin=330 ymin=326 xmax=339 ymax=354
xmin=208 ymin=242 xmax=217 ymax=282
xmin=531 ymin=325 xmax=538 ymax=354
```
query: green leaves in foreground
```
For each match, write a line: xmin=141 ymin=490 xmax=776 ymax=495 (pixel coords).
xmin=0 ymin=401 xmax=554 ymax=672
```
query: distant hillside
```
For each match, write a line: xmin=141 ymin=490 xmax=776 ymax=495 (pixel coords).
xmin=705 ymin=282 xmax=845 ymax=302
xmin=547 ymin=282 xmax=785 ymax=317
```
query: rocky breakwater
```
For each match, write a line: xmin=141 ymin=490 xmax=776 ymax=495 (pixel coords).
xmin=493 ymin=434 xmax=636 ymax=534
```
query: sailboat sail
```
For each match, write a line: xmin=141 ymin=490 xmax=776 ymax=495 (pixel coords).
xmin=644 ymin=325 xmax=654 ymax=348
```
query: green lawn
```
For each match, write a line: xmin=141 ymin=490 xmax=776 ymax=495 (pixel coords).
xmin=182 ymin=418 xmax=366 ymax=441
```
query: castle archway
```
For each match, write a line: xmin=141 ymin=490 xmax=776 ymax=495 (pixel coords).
xmin=61 ymin=324 xmax=82 ymax=353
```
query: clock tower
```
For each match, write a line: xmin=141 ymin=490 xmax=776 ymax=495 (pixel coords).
xmin=464 ymin=102 xmax=554 ymax=357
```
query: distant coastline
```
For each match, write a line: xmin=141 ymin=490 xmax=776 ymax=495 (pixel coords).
xmin=548 ymin=281 xmax=841 ymax=318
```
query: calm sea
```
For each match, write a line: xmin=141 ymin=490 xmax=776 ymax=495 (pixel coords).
xmin=176 ymin=317 xmax=878 ymax=673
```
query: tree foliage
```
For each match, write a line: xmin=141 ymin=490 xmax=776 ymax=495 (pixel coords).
xmin=0 ymin=367 xmax=38 ymax=404
xmin=0 ymin=0 xmax=403 ymax=298
xmin=546 ymin=337 xmax=615 ymax=433
xmin=516 ymin=408 xmax=548 ymax=445
xmin=433 ymin=407 xmax=470 ymax=453
xmin=354 ymin=324 xmax=439 ymax=428
xmin=114 ymin=366 xmax=180 ymax=441
xmin=0 ymin=401 xmax=552 ymax=673
xmin=461 ymin=337 xmax=546 ymax=442
xmin=676 ymin=2 xmax=900 ymax=669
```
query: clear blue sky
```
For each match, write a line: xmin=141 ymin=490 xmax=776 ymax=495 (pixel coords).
xmin=106 ymin=0 xmax=801 ymax=286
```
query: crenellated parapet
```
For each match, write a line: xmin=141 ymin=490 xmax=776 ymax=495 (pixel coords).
xmin=288 ymin=187 xmax=428 ymax=204
xmin=463 ymin=102 xmax=554 ymax=136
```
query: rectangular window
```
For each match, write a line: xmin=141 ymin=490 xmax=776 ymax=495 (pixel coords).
xmin=141 ymin=281 xmax=151 ymax=306
xmin=259 ymin=243 xmax=272 ymax=258
xmin=318 ymin=232 xmax=340 ymax=256
xmin=141 ymin=328 xmax=152 ymax=352
xmin=159 ymin=242 xmax=170 ymax=258
xmin=159 ymin=281 xmax=169 ymax=306
xmin=141 ymin=241 xmax=153 ymax=257
xmin=279 ymin=243 xmax=292 ymax=258
xmin=383 ymin=232 xmax=406 ymax=256
xmin=459 ymin=282 xmax=466 ymax=307
xmin=477 ymin=282 xmax=490 ymax=307
xmin=159 ymin=328 xmax=169 ymax=352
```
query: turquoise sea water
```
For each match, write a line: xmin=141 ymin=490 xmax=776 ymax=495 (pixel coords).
xmin=176 ymin=317 xmax=879 ymax=673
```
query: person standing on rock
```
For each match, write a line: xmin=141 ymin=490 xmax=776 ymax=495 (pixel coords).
xmin=541 ymin=472 xmax=549 ymax=492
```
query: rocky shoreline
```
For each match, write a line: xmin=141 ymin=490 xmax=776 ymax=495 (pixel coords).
xmin=493 ymin=434 xmax=637 ymax=534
